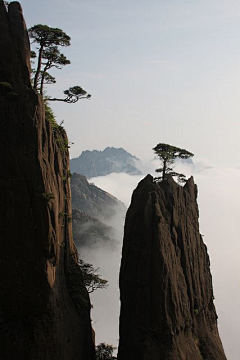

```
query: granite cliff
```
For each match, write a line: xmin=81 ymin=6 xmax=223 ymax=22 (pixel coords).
xmin=0 ymin=2 xmax=94 ymax=359
xmin=118 ymin=175 xmax=227 ymax=360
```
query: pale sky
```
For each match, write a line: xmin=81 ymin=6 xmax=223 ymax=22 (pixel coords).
xmin=21 ymin=0 xmax=240 ymax=166
xmin=17 ymin=1 xmax=240 ymax=358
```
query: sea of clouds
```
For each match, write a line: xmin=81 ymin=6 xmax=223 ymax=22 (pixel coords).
xmin=79 ymin=158 xmax=240 ymax=359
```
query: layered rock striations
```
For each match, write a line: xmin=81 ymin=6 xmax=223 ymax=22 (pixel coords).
xmin=118 ymin=175 xmax=226 ymax=360
xmin=0 ymin=2 xmax=94 ymax=359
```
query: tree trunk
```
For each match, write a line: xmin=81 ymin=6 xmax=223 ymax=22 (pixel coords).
xmin=40 ymin=65 xmax=47 ymax=95
xmin=162 ymin=159 xmax=167 ymax=181
xmin=34 ymin=44 xmax=44 ymax=90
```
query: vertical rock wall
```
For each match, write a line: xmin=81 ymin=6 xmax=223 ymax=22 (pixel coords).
xmin=0 ymin=2 xmax=94 ymax=359
xmin=118 ymin=175 xmax=227 ymax=360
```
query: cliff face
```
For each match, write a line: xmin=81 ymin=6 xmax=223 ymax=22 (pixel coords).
xmin=118 ymin=175 xmax=226 ymax=360
xmin=0 ymin=2 xmax=94 ymax=359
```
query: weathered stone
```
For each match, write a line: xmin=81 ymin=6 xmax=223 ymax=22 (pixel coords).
xmin=0 ymin=3 xmax=94 ymax=359
xmin=118 ymin=175 xmax=226 ymax=360
xmin=8 ymin=2 xmax=31 ymax=84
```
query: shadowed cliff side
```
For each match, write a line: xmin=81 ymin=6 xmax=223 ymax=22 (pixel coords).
xmin=0 ymin=2 xmax=94 ymax=359
xmin=118 ymin=175 xmax=227 ymax=360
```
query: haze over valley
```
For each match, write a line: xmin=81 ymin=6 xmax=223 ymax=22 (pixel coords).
xmin=71 ymin=147 xmax=240 ymax=359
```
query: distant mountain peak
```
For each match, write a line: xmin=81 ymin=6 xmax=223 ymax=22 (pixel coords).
xmin=71 ymin=147 xmax=142 ymax=178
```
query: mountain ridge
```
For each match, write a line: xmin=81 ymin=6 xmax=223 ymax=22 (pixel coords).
xmin=70 ymin=147 xmax=142 ymax=178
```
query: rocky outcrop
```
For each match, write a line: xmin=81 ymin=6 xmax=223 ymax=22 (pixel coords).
xmin=70 ymin=147 xmax=142 ymax=178
xmin=71 ymin=173 xmax=126 ymax=248
xmin=71 ymin=173 xmax=126 ymax=221
xmin=0 ymin=2 xmax=94 ymax=359
xmin=118 ymin=175 xmax=226 ymax=360
xmin=0 ymin=2 xmax=30 ymax=88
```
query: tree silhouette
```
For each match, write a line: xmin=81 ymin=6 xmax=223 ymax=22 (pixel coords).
xmin=38 ymin=46 xmax=70 ymax=94
xmin=153 ymin=143 xmax=194 ymax=183
xmin=95 ymin=343 xmax=117 ymax=360
xmin=28 ymin=24 xmax=91 ymax=101
xmin=48 ymin=86 xmax=91 ymax=103
xmin=28 ymin=24 xmax=70 ymax=89
xmin=79 ymin=259 xmax=108 ymax=294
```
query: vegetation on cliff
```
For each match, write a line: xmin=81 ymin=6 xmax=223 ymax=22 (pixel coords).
xmin=29 ymin=24 xmax=91 ymax=101
xmin=153 ymin=142 xmax=194 ymax=183
xmin=0 ymin=2 xmax=95 ymax=358
xmin=79 ymin=259 xmax=108 ymax=294
xmin=95 ymin=343 xmax=117 ymax=360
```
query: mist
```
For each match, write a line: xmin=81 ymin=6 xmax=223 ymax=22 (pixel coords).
xmin=79 ymin=159 xmax=240 ymax=359
xmin=78 ymin=210 xmax=124 ymax=349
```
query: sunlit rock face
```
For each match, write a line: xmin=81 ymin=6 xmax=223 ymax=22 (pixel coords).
xmin=118 ymin=175 xmax=227 ymax=360
xmin=0 ymin=2 xmax=94 ymax=359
